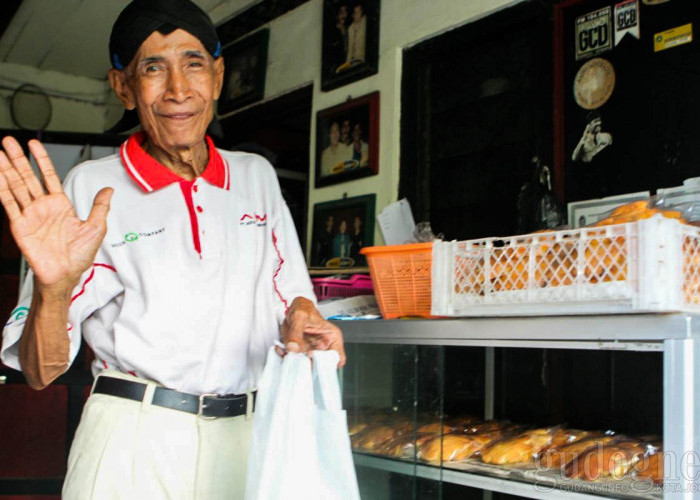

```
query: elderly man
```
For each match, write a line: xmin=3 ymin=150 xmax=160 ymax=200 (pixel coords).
xmin=0 ymin=0 xmax=344 ymax=498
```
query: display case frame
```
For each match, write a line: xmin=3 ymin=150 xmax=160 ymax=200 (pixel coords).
xmin=337 ymin=314 xmax=700 ymax=499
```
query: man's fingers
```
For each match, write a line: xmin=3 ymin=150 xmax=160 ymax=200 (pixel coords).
xmin=0 ymin=169 xmax=21 ymax=220
xmin=326 ymin=336 xmax=347 ymax=367
xmin=28 ymin=140 xmax=63 ymax=194
xmin=2 ymin=137 xmax=45 ymax=201
xmin=282 ymin=317 xmax=305 ymax=352
xmin=0 ymin=147 xmax=31 ymax=210
xmin=87 ymin=188 xmax=113 ymax=226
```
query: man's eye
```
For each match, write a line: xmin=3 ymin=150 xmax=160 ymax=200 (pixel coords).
xmin=145 ymin=65 xmax=161 ymax=73
xmin=188 ymin=61 xmax=203 ymax=68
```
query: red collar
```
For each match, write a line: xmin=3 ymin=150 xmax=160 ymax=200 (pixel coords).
xmin=119 ymin=132 xmax=229 ymax=192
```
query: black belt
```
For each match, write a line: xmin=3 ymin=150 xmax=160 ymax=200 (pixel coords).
xmin=93 ymin=376 xmax=255 ymax=419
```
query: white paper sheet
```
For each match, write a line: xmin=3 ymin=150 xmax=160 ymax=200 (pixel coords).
xmin=377 ymin=198 xmax=416 ymax=245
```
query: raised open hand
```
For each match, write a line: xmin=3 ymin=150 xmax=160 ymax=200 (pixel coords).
xmin=0 ymin=137 xmax=113 ymax=291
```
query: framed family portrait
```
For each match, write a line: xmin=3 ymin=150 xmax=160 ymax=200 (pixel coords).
xmin=310 ymin=194 xmax=376 ymax=268
xmin=321 ymin=0 xmax=381 ymax=91
xmin=315 ymin=91 xmax=379 ymax=188
xmin=217 ymin=29 xmax=269 ymax=115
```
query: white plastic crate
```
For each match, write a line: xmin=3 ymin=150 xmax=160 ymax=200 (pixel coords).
xmin=431 ymin=216 xmax=700 ymax=316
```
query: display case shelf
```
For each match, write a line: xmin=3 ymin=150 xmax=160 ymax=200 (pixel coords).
xmin=337 ymin=314 xmax=700 ymax=500
xmin=337 ymin=314 xmax=700 ymax=345
xmin=354 ymin=453 xmax=659 ymax=500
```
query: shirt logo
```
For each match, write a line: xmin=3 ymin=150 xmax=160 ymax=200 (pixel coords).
xmin=5 ymin=306 xmax=29 ymax=327
xmin=240 ymin=213 xmax=267 ymax=227
xmin=111 ymin=227 xmax=165 ymax=247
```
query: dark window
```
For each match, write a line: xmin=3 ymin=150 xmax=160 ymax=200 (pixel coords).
xmin=400 ymin=1 xmax=553 ymax=240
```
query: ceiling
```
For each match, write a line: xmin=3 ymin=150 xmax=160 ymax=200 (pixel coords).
xmin=0 ymin=0 xmax=260 ymax=81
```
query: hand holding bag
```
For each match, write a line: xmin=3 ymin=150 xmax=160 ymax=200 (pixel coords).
xmin=245 ymin=347 xmax=360 ymax=500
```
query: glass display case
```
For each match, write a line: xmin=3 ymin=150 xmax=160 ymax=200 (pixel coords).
xmin=337 ymin=315 xmax=700 ymax=500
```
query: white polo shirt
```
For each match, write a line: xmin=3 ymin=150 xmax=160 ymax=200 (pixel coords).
xmin=1 ymin=133 xmax=315 ymax=395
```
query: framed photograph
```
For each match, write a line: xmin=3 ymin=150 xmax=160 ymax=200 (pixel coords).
xmin=315 ymin=91 xmax=379 ymax=188
xmin=217 ymin=29 xmax=269 ymax=115
xmin=321 ymin=0 xmax=381 ymax=91
xmin=310 ymin=194 xmax=376 ymax=268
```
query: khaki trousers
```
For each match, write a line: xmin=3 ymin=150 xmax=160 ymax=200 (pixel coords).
xmin=62 ymin=370 xmax=254 ymax=500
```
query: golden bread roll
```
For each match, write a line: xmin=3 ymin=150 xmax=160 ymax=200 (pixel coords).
xmin=445 ymin=415 xmax=480 ymax=428
xmin=420 ymin=434 xmax=496 ymax=464
xmin=566 ymin=441 xmax=646 ymax=481
xmin=480 ymin=429 xmax=555 ymax=465
xmin=491 ymin=246 xmax=529 ymax=292
xmin=381 ymin=433 xmax=435 ymax=459
xmin=417 ymin=422 xmax=453 ymax=435
xmin=594 ymin=201 xmax=685 ymax=227
xmin=348 ymin=422 xmax=369 ymax=436
xmin=353 ymin=425 xmax=397 ymax=452
xmin=583 ymin=235 xmax=627 ymax=283
xmin=540 ymin=434 xmax=614 ymax=469
xmin=635 ymin=451 xmax=664 ymax=484
xmin=610 ymin=200 xmax=649 ymax=217
xmin=541 ymin=428 xmax=591 ymax=453
xmin=463 ymin=420 xmax=511 ymax=435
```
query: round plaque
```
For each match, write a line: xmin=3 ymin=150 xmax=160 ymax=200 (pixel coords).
xmin=573 ymin=58 xmax=616 ymax=110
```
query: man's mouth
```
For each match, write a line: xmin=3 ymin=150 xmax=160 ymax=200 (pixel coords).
xmin=160 ymin=112 xmax=198 ymax=120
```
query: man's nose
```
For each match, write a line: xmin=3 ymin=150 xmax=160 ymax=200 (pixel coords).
xmin=165 ymin=68 xmax=191 ymax=102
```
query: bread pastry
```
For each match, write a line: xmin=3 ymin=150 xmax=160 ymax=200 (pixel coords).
xmin=491 ymin=246 xmax=529 ymax=291
xmin=480 ymin=428 xmax=554 ymax=465
xmin=463 ymin=420 xmax=512 ymax=435
xmin=444 ymin=415 xmax=480 ymax=428
xmin=420 ymin=434 xmax=496 ymax=464
xmin=353 ymin=426 xmax=397 ymax=453
xmin=566 ymin=440 xmax=646 ymax=480
xmin=348 ymin=422 xmax=369 ymax=436
xmin=417 ymin=422 xmax=453 ymax=435
xmin=635 ymin=450 xmax=663 ymax=484
xmin=541 ymin=428 xmax=591 ymax=453
xmin=584 ymin=235 xmax=628 ymax=283
xmin=593 ymin=199 xmax=685 ymax=227
xmin=540 ymin=434 xmax=614 ymax=469
xmin=534 ymin=238 xmax=578 ymax=288
xmin=381 ymin=433 xmax=435 ymax=460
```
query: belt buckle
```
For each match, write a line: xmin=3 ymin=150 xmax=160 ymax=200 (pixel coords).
xmin=197 ymin=393 xmax=219 ymax=419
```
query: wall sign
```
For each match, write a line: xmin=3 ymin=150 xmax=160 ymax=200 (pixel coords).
xmin=614 ymin=0 xmax=640 ymax=46
xmin=576 ymin=6 xmax=613 ymax=60
xmin=654 ymin=23 xmax=693 ymax=52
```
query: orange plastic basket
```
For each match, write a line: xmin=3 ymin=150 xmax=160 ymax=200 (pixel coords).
xmin=360 ymin=242 xmax=434 ymax=319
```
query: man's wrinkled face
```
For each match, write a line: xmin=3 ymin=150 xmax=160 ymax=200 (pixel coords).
xmin=112 ymin=29 xmax=223 ymax=153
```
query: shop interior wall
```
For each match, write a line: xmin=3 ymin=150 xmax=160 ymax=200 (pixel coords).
xmin=306 ymin=0 xmax=523 ymax=253
xmin=0 ymin=62 xmax=121 ymax=134
xmin=0 ymin=0 xmax=524 ymax=254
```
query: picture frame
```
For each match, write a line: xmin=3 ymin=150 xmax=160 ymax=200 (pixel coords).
xmin=315 ymin=91 xmax=379 ymax=188
xmin=321 ymin=0 xmax=381 ymax=92
xmin=217 ymin=29 xmax=269 ymax=115
xmin=310 ymin=194 xmax=376 ymax=268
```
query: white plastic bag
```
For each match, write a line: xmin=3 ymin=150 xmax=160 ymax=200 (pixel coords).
xmin=245 ymin=347 xmax=360 ymax=500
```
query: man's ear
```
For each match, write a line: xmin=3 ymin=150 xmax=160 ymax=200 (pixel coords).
xmin=108 ymin=69 xmax=136 ymax=110
xmin=213 ymin=56 xmax=224 ymax=101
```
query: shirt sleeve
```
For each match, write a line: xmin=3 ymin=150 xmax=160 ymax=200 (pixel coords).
xmin=1 ymin=166 xmax=124 ymax=372
xmin=266 ymin=165 xmax=316 ymax=324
